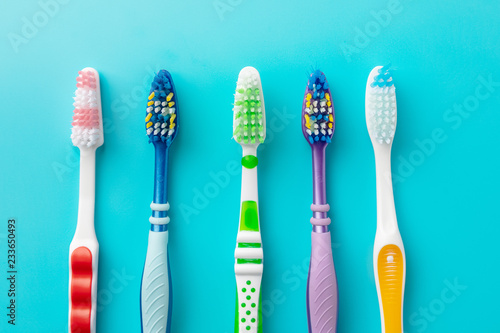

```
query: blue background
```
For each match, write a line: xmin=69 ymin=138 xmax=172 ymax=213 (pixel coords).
xmin=1 ymin=0 xmax=499 ymax=332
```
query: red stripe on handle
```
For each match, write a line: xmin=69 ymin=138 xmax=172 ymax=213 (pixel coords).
xmin=70 ymin=247 xmax=93 ymax=333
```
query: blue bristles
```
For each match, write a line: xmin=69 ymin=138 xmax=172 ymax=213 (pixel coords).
xmin=145 ymin=70 xmax=178 ymax=146
xmin=302 ymin=70 xmax=334 ymax=145
xmin=371 ymin=64 xmax=394 ymax=88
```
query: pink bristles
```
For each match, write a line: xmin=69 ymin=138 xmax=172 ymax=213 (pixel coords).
xmin=76 ymin=70 xmax=97 ymax=89
xmin=72 ymin=108 xmax=100 ymax=128
xmin=71 ymin=68 xmax=102 ymax=148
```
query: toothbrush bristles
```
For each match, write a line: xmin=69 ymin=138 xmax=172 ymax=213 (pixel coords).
xmin=366 ymin=65 xmax=397 ymax=144
xmin=71 ymin=69 xmax=102 ymax=148
xmin=233 ymin=67 xmax=265 ymax=145
xmin=145 ymin=70 xmax=178 ymax=145
xmin=301 ymin=70 xmax=334 ymax=145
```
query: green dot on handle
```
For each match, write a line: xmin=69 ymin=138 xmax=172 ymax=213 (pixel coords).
xmin=241 ymin=155 xmax=258 ymax=169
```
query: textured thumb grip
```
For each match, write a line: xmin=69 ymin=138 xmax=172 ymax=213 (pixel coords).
xmin=307 ymin=232 xmax=338 ymax=333
xmin=141 ymin=231 xmax=171 ymax=333
xmin=70 ymin=246 xmax=95 ymax=333
xmin=377 ymin=244 xmax=404 ymax=333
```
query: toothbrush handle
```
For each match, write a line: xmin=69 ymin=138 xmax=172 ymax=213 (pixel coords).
xmin=375 ymin=242 xmax=405 ymax=333
xmin=234 ymin=272 xmax=263 ymax=333
xmin=69 ymin=242 xmax=98 ymax=333
xmin=307 ymin=231 xmax=338 ymax=333
xmin=69 ymin=150 xmax=98 ymax=333
xmin=235 ymin=146 xmax=263 ymax=332
xmin=141 ymin=230 xmax=171 ymax=333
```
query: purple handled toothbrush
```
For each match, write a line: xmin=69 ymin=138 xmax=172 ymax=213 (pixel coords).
xmin=302 ymin=70 xmax=338 ymax=333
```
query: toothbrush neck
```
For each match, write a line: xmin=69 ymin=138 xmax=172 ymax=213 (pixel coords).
xmin=311 ymin=144 xmax=327 ymax=206
xmin=153 ymin=143 xmax=169 ymax=216
xmin=311 ymin=145 xmax=329 ymax=233
xmin=76 ymin=148 xmax=97 ymax=238
xmin=374 ymin=146 xmax=398 ymax=233
xmin=240 ymin=145 xmax=259 ymax=203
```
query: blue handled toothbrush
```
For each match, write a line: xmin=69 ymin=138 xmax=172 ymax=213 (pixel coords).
xmin=140 ymin=70 xmax=178 ymax=333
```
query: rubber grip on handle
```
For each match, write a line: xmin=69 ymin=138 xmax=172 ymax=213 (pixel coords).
xmin=70 ymin=247 xmax=94 ymax=333
xmin=307 ymin=231 xmax=338 ymax=333
xmin=377 ymin=244 xmax=404 ymax=333
xmin=141 ymin=230 xmax=171 ymax=333
xmin=235 ymin=275 xmax=262 ymax=333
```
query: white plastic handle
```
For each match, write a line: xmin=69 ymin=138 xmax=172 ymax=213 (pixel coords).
xmin=373 ymin=145 xmax=406 ymax=333
xmin=235 ymin=274 xmax=262 ymax=333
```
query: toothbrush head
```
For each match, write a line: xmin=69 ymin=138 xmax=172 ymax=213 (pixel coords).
xmin=71 ymin=67 xmax=104 ymax=149
xmin=365 ymin=65 xmax=397 ymax=145
xmin=233 ymin=66 xmax=266 ymax=145
xmin=301 ymin=70 xmax=335 ymax=146
xmin=145 ymin=70 xmax=178 ymax=146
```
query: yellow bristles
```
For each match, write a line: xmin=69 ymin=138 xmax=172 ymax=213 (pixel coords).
xmin=304 ymin=114 xmax=311 ymax=129
xmin=168 ymin=101 xmax=175 ymax=107
xmin=148 ymin=92 xmax=155 ymax=100
xmin=306 ymin=93 xmax=312 ymax=100
xmin=325 ymin=93 xmax=330 ymax=101
xmin=167 ymin=92 xmax=174 ymax=101
xmin=146 ymin=121 xmax=153 ymax=128
xmin=145 ymin=113 xmax=152 ymax=122
xmin=147 ymin=101 xmax=154 ymax=106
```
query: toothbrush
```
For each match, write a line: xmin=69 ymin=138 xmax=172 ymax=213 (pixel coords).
xmin=301 ymin=70 xmax=338 ymax=333
xmin=232 ymin=66 xmax=265 ymax=333
xmin=140 ymin=70 xmax=178 ymax=333
xmin=68 ymin=67 xmax=103 ymax=333
xmin=365 ymin=65 xmax=405 ymax=333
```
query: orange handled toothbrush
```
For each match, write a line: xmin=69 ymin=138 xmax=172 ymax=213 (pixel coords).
xmin=365 ymin=65 xmax=405 ymax=333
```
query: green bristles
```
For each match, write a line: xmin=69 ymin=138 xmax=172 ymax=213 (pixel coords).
xmin=233 ymin=67 xmax=265 ymax=145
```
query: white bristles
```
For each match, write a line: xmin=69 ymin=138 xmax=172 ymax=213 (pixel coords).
xmin=232 ymin=66 xmax=266 ymax=145
xmin=71 ymin=68 xmax=103 ymax=148
xmin=365 ymin=66 xmax=397 ymax=145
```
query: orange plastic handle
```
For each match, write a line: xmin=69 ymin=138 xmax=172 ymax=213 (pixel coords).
xmin=377 ymin=244 xmax=404 ymax=333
